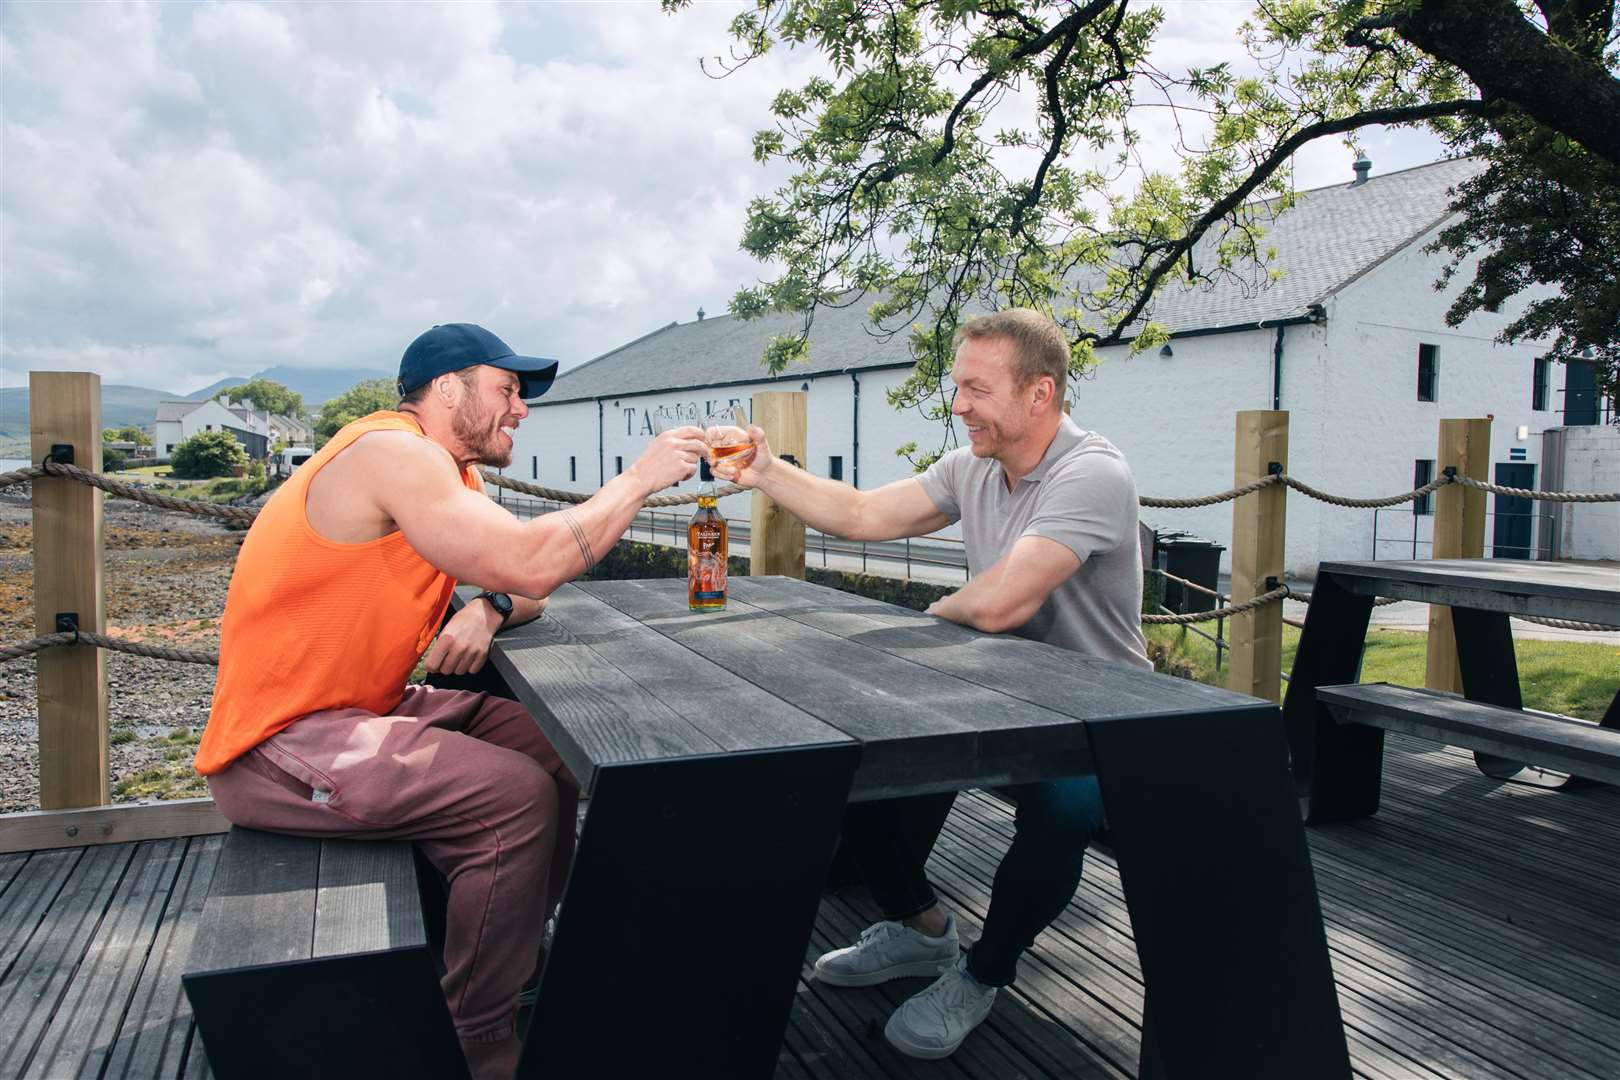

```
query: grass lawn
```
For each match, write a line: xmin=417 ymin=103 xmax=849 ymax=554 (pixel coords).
xmin=1147 ymin=622 xmax=1619 ymax=722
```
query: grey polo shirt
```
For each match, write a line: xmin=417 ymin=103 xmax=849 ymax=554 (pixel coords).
xmin=917 ymin=416 xmax=1151 ymax=669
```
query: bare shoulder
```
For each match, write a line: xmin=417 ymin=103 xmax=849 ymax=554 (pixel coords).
xmin=330 ymin=429 xmax=453 ymax=482
xmin=307 ymin=429 xmax=460 ymax=542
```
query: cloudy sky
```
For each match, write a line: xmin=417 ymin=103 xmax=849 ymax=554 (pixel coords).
xmin=1 ymin=1 xmax=1447 ymax=395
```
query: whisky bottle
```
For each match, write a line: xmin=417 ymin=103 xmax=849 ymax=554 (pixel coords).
xmin=687 ymin=460 xmax=727 ymax=611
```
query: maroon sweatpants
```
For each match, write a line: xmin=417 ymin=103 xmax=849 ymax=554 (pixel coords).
xmin=206 ymin=686 xmax=577 ymax=1041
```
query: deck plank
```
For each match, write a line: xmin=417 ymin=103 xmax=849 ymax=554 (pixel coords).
xmin=0 ymin=734 xmax=1615 ymax=1080
xmin=103 ymin=834 xmax=221 ymax=1080
xmin=0 ymin=844 xmax=131 ymax=1077
xmin=22 ymin=838 xmax=189 ymax=1079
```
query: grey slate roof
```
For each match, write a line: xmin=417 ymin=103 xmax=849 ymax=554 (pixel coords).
xmin=154 ymin=400 xmax=203 ymax=422
xmin=542 ymin=156 xmax=1483 ymax=404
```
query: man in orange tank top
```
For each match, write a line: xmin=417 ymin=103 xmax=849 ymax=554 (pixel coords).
xmin=200 ymin=324 xmax=707 ymax=1080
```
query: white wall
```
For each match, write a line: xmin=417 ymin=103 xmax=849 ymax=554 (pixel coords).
xmin=1557 ymin=425 xmax=1620 ymax=560
xmin=155 ymin=419 xmax=183 ymax=457
xmin=1319 ymin=234 xmax=1561 ymax=572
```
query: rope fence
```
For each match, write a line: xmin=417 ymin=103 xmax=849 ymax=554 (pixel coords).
xmin=0 ymin=629 xmax=218 ymax=666
xmin=3 ymin=461 xmax=1616 ymax=665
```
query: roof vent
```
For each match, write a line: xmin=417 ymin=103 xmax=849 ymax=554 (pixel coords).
xmin=696 ymin=307 xmax=705 ymax=321
xmin=1351 ymin=158 xmax=1372 ymax=186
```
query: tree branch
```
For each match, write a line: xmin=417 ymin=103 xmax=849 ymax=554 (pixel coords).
xmin=1377 ymin=0 xmax=1620 ymax=169
xmin=860 ymin=0 xmax=1120 ymax=194
xmin=1101 ymin=97 xmax=1494 ymax=343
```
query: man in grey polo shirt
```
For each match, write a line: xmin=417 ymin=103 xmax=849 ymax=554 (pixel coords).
xmin=714 ymin=307 xmax=1149 ymax=1060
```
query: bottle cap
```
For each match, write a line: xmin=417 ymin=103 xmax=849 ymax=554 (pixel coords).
xmin=699 ymin=459 xmax=713 ymax=481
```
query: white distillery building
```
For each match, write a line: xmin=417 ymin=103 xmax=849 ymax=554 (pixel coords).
xmin=510 ymin=157 xmax=1617 ymax=577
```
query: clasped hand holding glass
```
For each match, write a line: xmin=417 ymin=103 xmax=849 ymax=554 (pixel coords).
xmin=653 ymin=404 xmax=756 ymax=472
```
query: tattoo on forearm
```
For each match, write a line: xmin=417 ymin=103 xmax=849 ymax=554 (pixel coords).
xmin=562 ymin=511 xmax=596 ymax=573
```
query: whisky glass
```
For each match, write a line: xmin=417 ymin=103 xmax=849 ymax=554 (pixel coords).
xmin=704 ymin=405 xmax=755 ymax=471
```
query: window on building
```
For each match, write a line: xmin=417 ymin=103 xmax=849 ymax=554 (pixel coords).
xmin=1564 ymin=357 xmax=1599 ymax=425
xmin=1413 ymin=459 xmax=1435 ymax=515
xmin=615 ymin=455 xmax=624 ymax=475
xmin=1416 ymin=344 xmax=1438 ymax=402
xmin=165 ymin=444 xmax=174 ymax=454
xmin=531 ymin=456 xmax=538 ymax=480
xmin=828 ymin=456 xmax=843 ymax=481
xmin=569 ymin=456 xmax=577 ymax=482
xmin=1532 ymin=357 xmax=1549 ymax=411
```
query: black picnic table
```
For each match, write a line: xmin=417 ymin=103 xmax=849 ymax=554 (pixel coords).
xmin=1284 ymin=558 xmax=1620 ymax=823
xmin=454 ymin=576 xmax=1349 ymax=1079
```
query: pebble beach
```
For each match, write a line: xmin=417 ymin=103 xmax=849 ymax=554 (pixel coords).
xmin=0 ymin=481 xmax=241 ymax=812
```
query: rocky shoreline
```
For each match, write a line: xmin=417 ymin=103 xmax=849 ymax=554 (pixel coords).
xmin=0 ymin=482 xmax=241 ymax=812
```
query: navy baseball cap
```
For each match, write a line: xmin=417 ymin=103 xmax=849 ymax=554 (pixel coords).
xmin=397 ymin=323 xmax=559 ymax=401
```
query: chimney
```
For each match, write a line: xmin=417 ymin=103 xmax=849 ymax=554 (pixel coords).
xmin=1351 ymin=157 xmax=1372 ymax=186
xmin=696 ymin=307 xmax=705 ymax=321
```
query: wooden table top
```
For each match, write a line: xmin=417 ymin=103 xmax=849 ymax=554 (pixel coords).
xmin=1319 ymin=559 xmax=1620 ymax=625
xmin=472 ymin=577 xmax=1273 ymax=800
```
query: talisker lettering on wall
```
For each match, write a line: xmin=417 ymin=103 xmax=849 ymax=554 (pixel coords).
xmin=622 ymin=399 xmax=746 ymax=436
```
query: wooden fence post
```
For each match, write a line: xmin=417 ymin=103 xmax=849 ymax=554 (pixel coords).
xmin=1425 ymin=417 xmax=1491 ymax=693
xmin=30 ymin=371 xmax=109 ymax=809
xmin=750 ymin=391 xmax=807 ymax=578
xmin=1228 ymin=410 xmax=1289 ymax=702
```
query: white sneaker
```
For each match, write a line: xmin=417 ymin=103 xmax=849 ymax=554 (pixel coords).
xmin=884 ymin=954 xmax=997 ymax=1059
xmin=813 ymin=915 xmax=959 ymax=987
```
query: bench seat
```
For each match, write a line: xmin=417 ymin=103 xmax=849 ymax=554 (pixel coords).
xmin=1316 ymin=683 xmax=1620 ymax=787
xmin=182 ymin=827 xmax=466 ymax=1080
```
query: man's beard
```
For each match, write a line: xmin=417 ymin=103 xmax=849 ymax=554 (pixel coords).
xmin=453 ymin=397 xmax=513 ymax=467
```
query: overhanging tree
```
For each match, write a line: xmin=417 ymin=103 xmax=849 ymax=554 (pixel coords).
xmin=671 ymin=0 xmax=1619 ymax=450
xmin=215 ymin=378 xmax=306 ymax=421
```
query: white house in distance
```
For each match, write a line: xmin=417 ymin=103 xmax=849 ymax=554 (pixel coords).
xmin=264 ymin=412 xmax=314 ymax=448
xmin=154 ymin=399 xmax=271 ymax=461
xmin=511 ymin=157 xmax=1617 ymax=577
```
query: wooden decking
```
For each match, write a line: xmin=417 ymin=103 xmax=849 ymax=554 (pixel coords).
xmin=3 ymin=734 xmax=1617 ymax=1079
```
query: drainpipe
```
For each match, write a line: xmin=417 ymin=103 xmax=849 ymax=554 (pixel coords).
xmin=1271 ymin=325 xmax=1285 ymax=411
xmin=597 ymin=399 xmax=605 ymax=487
xmin=849 ymin=370 xmax=861 ymax=489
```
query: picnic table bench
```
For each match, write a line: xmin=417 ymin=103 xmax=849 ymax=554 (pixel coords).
xmin=1284 ymin=559 xmax=1620 ymax=822
xmin=1317 ymin=684 xmax=1620 ymax=787
xmin=182 ymin=827 xmax=465 ymax=1079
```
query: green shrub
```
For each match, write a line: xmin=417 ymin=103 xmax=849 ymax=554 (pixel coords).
xmin=102 ymin=447 xmax=129 ymax=472
xmin=170 ymin=431 xmax=247 ymax=479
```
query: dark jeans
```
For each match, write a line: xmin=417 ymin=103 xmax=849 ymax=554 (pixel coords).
xmin=840 ymin=776 xmax=1105 ymax=988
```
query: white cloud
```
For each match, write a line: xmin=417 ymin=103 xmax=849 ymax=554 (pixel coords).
xmin=1 ymin=1 xmax=1447 ymax=394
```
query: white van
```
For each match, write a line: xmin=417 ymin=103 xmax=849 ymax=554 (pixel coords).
xmin=277 ymin=447 xmax=314 ymax=475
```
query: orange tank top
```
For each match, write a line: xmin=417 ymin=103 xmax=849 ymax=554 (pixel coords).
xmin=194 ymin=411 xmax=482 ymax=775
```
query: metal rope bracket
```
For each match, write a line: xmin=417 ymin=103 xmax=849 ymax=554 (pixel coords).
xmin=55 ymin=612 xmax=80 ymax=646
xmin=46 ymin=444 xmax=74 ymax=467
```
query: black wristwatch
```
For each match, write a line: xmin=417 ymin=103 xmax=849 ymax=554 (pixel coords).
xmin=478 ymin=590 xmax=514 ymax=628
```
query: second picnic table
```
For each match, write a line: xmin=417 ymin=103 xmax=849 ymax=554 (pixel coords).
xmin=454 ymin=576 xmax=1350 ymax=1080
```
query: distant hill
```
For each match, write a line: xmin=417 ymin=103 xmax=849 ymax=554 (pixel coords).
xmin=185 ymin=366 xmax=392 ymax=407
xmin=0 ymin=383 xmax=175 ymax=450
xmin=0 ymin=366 xmax=391 ymax=455
xmin=184 ymin=376 xmax=246 ymax=401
